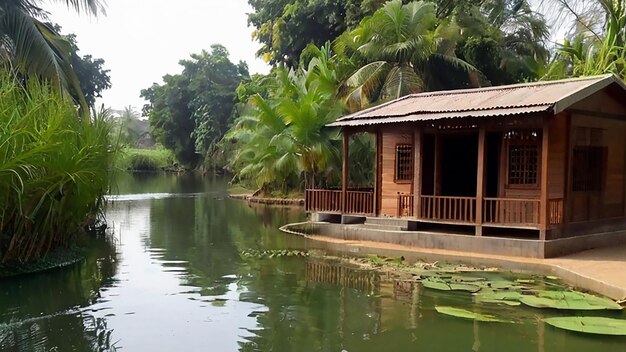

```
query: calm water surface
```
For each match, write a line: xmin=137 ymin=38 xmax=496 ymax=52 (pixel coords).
xmin=2 ymin=173 xmax=626 ymax=351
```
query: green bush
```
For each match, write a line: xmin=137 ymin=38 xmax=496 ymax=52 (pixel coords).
xmin=0 ymin=71 xmax=115 ymax=263
xmin=115 ymin=147 xmax=176 ymax=171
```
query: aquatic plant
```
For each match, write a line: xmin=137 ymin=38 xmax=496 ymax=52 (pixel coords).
xmin=0 ymin=71 xmax=115 ymax=263
xmin=435 ymin=306 xmax=514 ymax=323
xmin=240 ymin=249 xmax=309 ymax=259
xmin=544 ymin=316 xmax=626 ymax=336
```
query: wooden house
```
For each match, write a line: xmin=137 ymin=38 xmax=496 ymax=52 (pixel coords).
xmin=304 ymin=75 xmax=626 ymax=258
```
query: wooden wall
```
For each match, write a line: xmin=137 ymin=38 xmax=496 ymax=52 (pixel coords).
xmin=547 ymin=112 xmax=568 ymax=200
xmin=379 ymin=126 xmax=413 ymax=216
xmin=567 ymin=89 xmax=626 ymax=222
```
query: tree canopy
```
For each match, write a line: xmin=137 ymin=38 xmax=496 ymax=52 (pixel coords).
xmin=141 ymin=44 xmax=247 ymax=167
xmin=0 ymin=0 xmax=106 ymax=111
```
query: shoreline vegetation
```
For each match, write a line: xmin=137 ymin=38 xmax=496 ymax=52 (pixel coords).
xmin=228 ymin=185 xmax=305 ymax=206
xmin=0 ymin=73 xmax=114 ymax=266
xmin=0 ymin=247 xmax=85 ymax=278
xmin=114 ymin=147 xmax=182 ymax=172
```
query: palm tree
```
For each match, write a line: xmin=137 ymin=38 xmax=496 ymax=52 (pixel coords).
xmin=227 ymin=45 xmax=343 ymax=192
xmin=0 ymin=0 xmax=105 ymax=111
xmin=541 ymin=0 xmax=626 ymax=80
xmin=335 ymin=0 xmax=483 ymax=112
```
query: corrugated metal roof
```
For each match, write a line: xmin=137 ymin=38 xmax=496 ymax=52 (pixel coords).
xmin=329 ymin=74 xmax=625 ymax=127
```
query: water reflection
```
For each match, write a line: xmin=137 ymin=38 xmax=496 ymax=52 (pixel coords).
xmin=0 ymin=234 xmax=118 ymax=352
xmin=2 ymin=173 xmax=626 ymax=351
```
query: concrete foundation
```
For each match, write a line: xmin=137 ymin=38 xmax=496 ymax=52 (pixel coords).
xmin=312 ymin=221 xmax=626 ymax=258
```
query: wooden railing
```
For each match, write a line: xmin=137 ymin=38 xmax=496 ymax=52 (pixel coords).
xmin=397 ymin=193 xmax=414 ymax=217
xmin=419 ymin=195 xmax=476 ymax=223
xmin=549 ymin=198 xmax=564 ymax=225
xmin=345 ymin=191 xmax=375 ymax=215
xmin=483 ymin=198 xmax=540 ymax=226
xmin=305 ymin=189 xmax=374 ymax=215
xmin=305 ymin=189 xmax=342 ymax=213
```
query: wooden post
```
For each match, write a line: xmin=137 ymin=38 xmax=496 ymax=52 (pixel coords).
xmin=540 ymin=120 xmax=550 ymax=240
xmin=434 ymin=132 xmax=441 ymax=196
xmin=373 ymin=130 xmax=380 ymax=217
xmin=414 ymin=128 xmax=423 ymax=218
xmin=476 ymin=127 xmax=486 ymax=236
xmin=342 ymin=129 xmax=349 ymax=213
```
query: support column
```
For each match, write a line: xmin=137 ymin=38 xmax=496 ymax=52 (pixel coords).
xmin=373 ymin=130 xmax=380 ymax=217
xmin=540 ymin=121 xmax=550 ymax=240
xmin=476 ymin=127 xmax=486 ymax=236
xmin=342 ymin=129 xmax=350 ymax=214
xmin=414 ymin=128 xmax=423 ymax=218
xmin=434 ymin=132 xmax=441 ymax=196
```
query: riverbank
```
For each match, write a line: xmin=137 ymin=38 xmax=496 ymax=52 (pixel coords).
xmin=281 ymin=222 xmax=626 ymax=301
xmin=0 ymin=247 xmax=84 ymax=278
xmin=229 ymin=193 xmax=304 ymax=206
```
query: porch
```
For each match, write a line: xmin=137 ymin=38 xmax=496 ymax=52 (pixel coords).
xmin=306 ymin=190 xmax=564 ymax=231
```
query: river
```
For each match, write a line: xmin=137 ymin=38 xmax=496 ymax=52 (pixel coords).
xmin=1 ymin=173 xmax=625 ymax=351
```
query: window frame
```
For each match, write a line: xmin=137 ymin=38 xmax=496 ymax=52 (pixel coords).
xmin=394 ymin=143 xmax=414 ymax=184
xmin=504 ymin=130 xmax=541 ymax=189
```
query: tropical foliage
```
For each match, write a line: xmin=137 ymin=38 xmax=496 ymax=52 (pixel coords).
xmin=0 ymin=71 xmax=115 ymax=263
xmin=335 ymin=0 xmax=484 ymax=111
xmin=141 ymin=44 xmax=247 ymax=168
xmin=227 ymin=45 xmax=343 ymax=192
xmin=544 ymin=0 xmax=626 ymax=79
xmin=247 ymin=0 xmax=384 ymax=67
xmin=0 ymin=0 xmax=106 ymax=111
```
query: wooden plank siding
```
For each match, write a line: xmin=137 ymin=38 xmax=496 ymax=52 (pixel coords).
xmin=379 ymin=126 xmax=414 ymax=216
xmin=567 ymin=90 xmax=626 ymax=224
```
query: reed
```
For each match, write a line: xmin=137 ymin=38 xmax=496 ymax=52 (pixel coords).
xmin=0 ymin=71 xmax=115 ymax=263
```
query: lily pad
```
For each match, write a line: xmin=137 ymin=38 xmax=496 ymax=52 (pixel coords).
xmin=435 ymin=306 xmax=513 ymax=323
xmin=475 ymin=290 xmax=523 ymax=306
xmin=422 ymin=278 xmax=481 ymax=293
xmin=451 ymin=275 xmax=486 ymax=283
xmin=520 ymin=291 xmax=622 ymax=310
xmin=544 ymin=316 xmax=626 ymax=336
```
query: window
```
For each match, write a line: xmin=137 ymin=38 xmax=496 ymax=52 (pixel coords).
xmin=505 ymin=130 xmax=540 ymax=186
xmin=395 ymin=144 xmax=413 ymax=182
xmin=572 ymin=125 xmax=606 ymax=193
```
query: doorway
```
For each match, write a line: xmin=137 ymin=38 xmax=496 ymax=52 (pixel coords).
xmin=440 ymin=133 xmax=478 ymax=197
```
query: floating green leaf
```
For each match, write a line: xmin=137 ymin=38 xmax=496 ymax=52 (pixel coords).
xmin=422 ymin=278 xmax=481 ymax=293
xmin=520 ymin=291 xmax=622 ymax=310
xmin=544 ymin=316 xmax=626 ymax=335
xmin=475 ymin=290 xmax=523 ymax=306
xmin=435 ymin=306 xmax=513 ymax=323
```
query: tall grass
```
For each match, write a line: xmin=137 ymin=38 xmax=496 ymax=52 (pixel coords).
xmin=0 ymin=71 xmax=114 ymax=263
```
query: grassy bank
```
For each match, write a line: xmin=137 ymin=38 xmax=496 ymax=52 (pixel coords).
xmin=115 ymin=146 xmax=178 ymax=171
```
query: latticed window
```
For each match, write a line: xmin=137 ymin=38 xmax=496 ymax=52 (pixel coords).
xmin=573 ymin=146 xmax=605 ymax=192
xmin=505 ymin=130 xmax=539 ymax=186
xmin=395 ymin=144 xmax=413 ymax=182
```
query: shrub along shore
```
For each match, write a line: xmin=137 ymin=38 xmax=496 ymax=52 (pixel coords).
xmin=0 ymin=72 xmax=115 ymax=266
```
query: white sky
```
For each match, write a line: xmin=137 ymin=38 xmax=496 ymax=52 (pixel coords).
xmin=45 ymin=0 xmax=270 ymax=112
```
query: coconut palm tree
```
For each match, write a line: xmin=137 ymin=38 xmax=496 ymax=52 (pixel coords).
xmin=0 ymin=0 xmax=105 ymax=111
xmin=335 ymin=0 xmax=483 ymax=112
